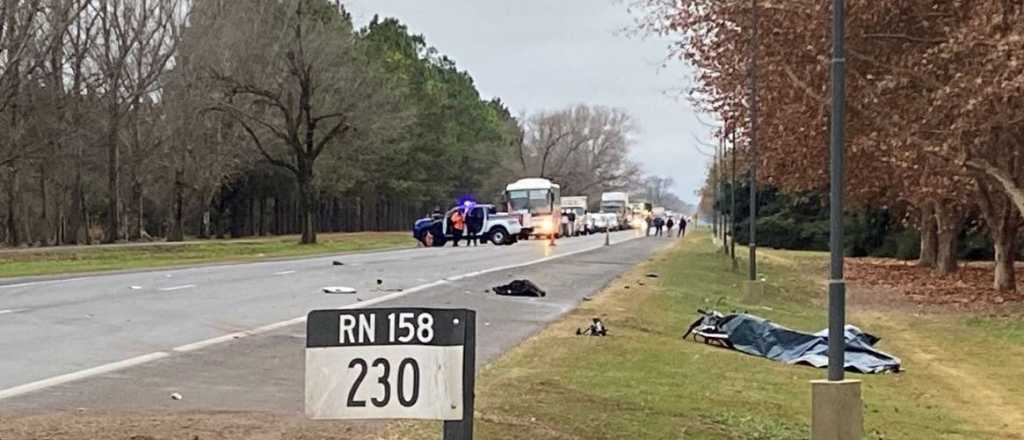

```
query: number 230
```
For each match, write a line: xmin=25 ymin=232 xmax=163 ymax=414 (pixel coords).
xmin=346 ymin=357 xmax=420 ymax=408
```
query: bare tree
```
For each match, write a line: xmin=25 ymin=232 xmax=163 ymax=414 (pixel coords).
xmin=90 ymin=0 xmax=181 ymax=242
xmin=198 ymin=0 xmax=401 ymax=244
xmin=520 ymin=105 xmax=642 ymax=198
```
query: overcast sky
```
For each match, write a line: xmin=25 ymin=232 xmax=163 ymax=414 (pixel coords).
xmin=345 ymin=0 xmax=714 ymax=204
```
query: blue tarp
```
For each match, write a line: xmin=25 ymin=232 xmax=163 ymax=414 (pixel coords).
xmin=703 ymin=313 xmax=901 ymax=374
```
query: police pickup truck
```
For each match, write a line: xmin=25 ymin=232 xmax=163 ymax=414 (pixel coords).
xmin=413 ymin=204 xmax=522 ymax=246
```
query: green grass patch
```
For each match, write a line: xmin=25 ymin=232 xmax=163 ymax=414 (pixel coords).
xmin=380 ymin=231 xmax=1023 ymax=440
xmin=0 ymin=232 xmax=414 ymax=278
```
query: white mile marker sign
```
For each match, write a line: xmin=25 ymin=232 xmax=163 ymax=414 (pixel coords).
xmin=305 ymin=308 xmax=476 ymax=438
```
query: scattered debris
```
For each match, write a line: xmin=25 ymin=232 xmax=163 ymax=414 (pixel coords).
xmin=683 ymin=309 xmax=901 ymax=374
xmin=130 ymin=285 xmax=143 ymax=290
xmin=637 ymin=281 xmax=645 ymax=286
xmin=492 ymin=279 xmax=546 ymax=297
xmin=576 ymin=318 xmax=607 ymax=336
xmin=375 ymin=279 xmax=402 ymax=292
xmin=645 ymin=272 xmax=661 ymax=278
xmin=332 ymin=260 xmax=344 ymax=266
xmin=170 ymin=392 xmax=183 ymax=401
xmin=484 ymin=322 xmax=491 ymax=326
xmin=582 ymin=296 xmax=593 ymax=301
xmin=624 ymin=285 xmax=631 ymax=290
xmin=322 ymin=286 xmax=357 ymax=294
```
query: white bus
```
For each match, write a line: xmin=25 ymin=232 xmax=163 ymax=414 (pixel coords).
xmin=506 ymin=178 xmax=561 ymax=239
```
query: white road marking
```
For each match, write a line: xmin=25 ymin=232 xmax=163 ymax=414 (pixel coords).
xmin=273 ymin=270 xmax=297 ymax=275
xmin=0 ymin=352 xmax=169 ymax=400
xmin=0 ymin=277 xmax=89 ymax=291
xmin=0 ymin=308 xmax=27 ymax=315
xmin=158 ymin=284 xmax=196 ymax=292
xmin=0 ymin=234 xmax=644 ymax=401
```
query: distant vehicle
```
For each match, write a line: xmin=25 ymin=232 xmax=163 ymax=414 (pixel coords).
xmin=413 ymin=204 xmax=522 ymax=246
xmin=590 ymin=212 xmax=619 ymax=232
xmin=561 ymin=196 xmax=588 ymax=235
xmin=600 ymin=192 xmax=629 ymax=229
xmin=506 ymin=178 xmax=561 ymax=239
xmin=629 ymin=201 xmax=652 ymax=229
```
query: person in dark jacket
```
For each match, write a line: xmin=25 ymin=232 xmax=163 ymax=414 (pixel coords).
xmin=654 ymin=216 xmax=665 ymax=236
xmin=678 ymin=217 xmax=687 ymax=237
xmin=666 ymin=217 xmax=675 ymax=237
xmin=466 ymin=207 xmax=484 ymax=246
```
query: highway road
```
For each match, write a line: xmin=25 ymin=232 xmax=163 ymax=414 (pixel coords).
xmin=0 ymin=230 xmax=667 ymax=412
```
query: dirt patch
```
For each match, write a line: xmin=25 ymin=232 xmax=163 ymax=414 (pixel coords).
xmin=0 ymin=411 xmax=383 ymax=440
xmin=846 ymin=257 xmax=1024 ymax=313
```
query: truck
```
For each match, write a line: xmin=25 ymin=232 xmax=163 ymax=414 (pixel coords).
xmin=600 ymin=192 xmax=630 ymax=229
xmin=413 ymin=204 xmax=522 ymax=246
xmin=506 ymin=178 xmax=561 ymax=239
xmin=561 ymin=196 xmax=588 ymax=236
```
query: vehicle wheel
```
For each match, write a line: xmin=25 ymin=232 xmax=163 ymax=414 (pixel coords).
xmin=490 ymin=227 xmax=508 ymax=246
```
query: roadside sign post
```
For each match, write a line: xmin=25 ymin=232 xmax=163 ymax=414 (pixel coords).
xmin=306 ymin=308 xmax=476 ymax=439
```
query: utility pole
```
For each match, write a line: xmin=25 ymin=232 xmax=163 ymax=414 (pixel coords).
xmin=826 ymin=0 xmax=847 ymax=386
xmin=712 ymin=137 xmax=719 ymax=239
xmin=730 ymin=125 xmax=738 ymax=269
xmin=812 ymin=1 xmax=862 ymax=438
xmin=748 ymin=0 xmax=760 ymax=282
xmin=720 ymin=132 xmax=728 ymax=254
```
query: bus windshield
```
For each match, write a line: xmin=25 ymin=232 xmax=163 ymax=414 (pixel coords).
xmin=507 ymin=189 xmax=553 ymax=215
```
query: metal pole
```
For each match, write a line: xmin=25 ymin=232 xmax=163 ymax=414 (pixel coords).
xmin=748 ymin=0 xmax=759 ymax=281
xmin=827 ymin=0 xmax=847 ymax=382
xmin=721 ymin=133 xmax=728 ymax=254
xmin=730 ymin=126 xmax=738 ymax=268
xmin=712 ymin=142 xmax=719 ymax=239
xmin=443 ymin=311 xmax=476 ymax=440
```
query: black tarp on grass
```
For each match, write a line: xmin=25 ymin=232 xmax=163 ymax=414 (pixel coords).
xmin=694 ymin=312 xmax=901 ymax=374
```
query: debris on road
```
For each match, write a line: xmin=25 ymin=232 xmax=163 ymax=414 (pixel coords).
xmin=582 ymin=296 xmax=593 ymax=301
xmin=322 ymin=286 xmax=357 ymax=294
xmin=332 ymin=260 xmax=344 ymax=266
xmin=170 ymin=392 xmax=183 ymax=401
xmin=576 ymin=318 xmax=607 ymax=336
xmin=375 ymin=279 xmax=402 ymax=292
xmin=130 ymin=285 xmax=142 ymax=290
xmin=645 ymin=272 xmax=661 ymax=278
xmin=492 ymin=279 xmax=546 ymax=297
xmin=683 ymin=309 xmax=901 ymax=374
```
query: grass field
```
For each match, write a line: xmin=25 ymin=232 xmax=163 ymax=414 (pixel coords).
xmin=380 ymin=231 xmax=1024 ymax=440
xmin=0 ymin=232 xmax=414 ymax=279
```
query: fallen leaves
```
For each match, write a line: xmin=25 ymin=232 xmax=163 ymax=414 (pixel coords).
xmin=846 ymin=257 xmax=1024 ymax=310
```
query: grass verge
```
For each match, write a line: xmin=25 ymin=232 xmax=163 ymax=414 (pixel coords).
xmin=379 ymin=231 xmax=1024 ymax=440
xmin=0 ymin=232 xmax=414 ymax=279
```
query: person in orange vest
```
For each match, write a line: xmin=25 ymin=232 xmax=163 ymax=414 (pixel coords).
xmin=450 ymin=209 xmax=465 ymax=247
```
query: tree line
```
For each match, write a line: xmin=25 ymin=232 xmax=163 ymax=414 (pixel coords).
xmin=638 ymin=0 xmax=1024 ymax=292
xmin=0 ymin=0 xmax=669 ymax=247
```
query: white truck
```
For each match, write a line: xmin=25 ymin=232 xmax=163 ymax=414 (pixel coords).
xmin=413 ymin=204 xmax=522 ymax=246
xmin=600 ymin=192 xmax=630 ymax=229
xmin=561 ymin=196 xmax=588 ymax=236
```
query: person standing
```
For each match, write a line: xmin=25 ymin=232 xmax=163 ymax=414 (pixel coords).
xmin=678 ymin=217 xmax=687 ymax=237
xmin=466 ymin=207 xmax=483 ymax=246
xmin=450 ymin=209 xmax=465 ymax=247
xmin=654 ymin=216 xmax=665 ymax=237
xmin=666 ymin=217 xmax=675 ymax=237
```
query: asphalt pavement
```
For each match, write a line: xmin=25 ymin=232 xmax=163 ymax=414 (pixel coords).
xmin=0 ymin=230 xmax=668 ymax=412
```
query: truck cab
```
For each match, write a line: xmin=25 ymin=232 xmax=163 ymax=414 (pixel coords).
xmin=600 ymin=191 xmax=629 ymax=229
xmin=561 ymin=196 xmax=588 ymax=236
